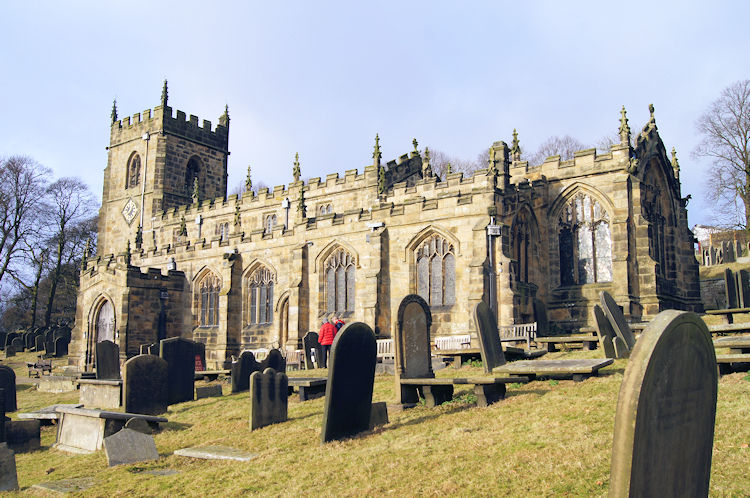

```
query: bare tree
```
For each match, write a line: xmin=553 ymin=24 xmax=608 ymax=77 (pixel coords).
xmin=0 ymin=156 xmax=50 ymax=290
xmin=427 ymin=148 xmax=485 ymax=179
xmin=43 ymin=178 xmax=96 ymax=327
xmin=694 ymin=80 xmax=750 ymax=229
xmin=527 ymin=135 xmax=589 ymax=165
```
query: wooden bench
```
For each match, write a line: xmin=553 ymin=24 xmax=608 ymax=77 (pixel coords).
xmin=400 ymin=375 xmax=529 ymax=408
xmin=713 ymin=335 xmax=750 ymax=353
xmin=535 ymin=334 xmax=598 ymax=352
xmin=376 ymin=339 xmax=394 ymax=361
xmin=492 ymin=358 xmax=615 ymax=382
xmin=716 ymin=353 xmax=750 ymax=375
xmin=708 ymin=322 xmax=750 ymax=335
xmin=705 ymin=307 xmax=750 ymax=324
xmin=499 ymin=322 xmax=536 ymax=348
xmin=287 ymin=377 xmax=327 ymax=401
xmin=27 ymin=357 xmax=52 ymax=377
xmin=283 ymin=347 xmax=305 ymax=370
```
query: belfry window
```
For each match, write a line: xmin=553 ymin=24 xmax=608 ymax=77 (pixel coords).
xmin=127 ymin=153 xmax=141 ymax=189
xmin=558 ymin=193 xmax=612 ymax=286
xmin=325 ymin=248 xmax=355 ymax=313
xmin=245 ymin=267 xmax=274 ymax=326
xmin=416 ymin=234 xmax=456 ymax=306
xmin=198 ymin=273 xmax=220 ymax=327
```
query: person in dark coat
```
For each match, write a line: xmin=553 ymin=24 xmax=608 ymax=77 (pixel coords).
xmin=318 ymin=318 xmax=337 ymax=368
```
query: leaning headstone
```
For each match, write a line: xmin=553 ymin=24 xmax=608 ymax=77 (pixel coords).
xmin=600 ymin=291 xmax=636 ymax=349
xmin=593 ymin=305 xmax=617 ymax=359
xmin=0 ymin=366 xmax=17 ymax=412
xmin=303 ymin=331 xmax=323 ymax=369
xmin=95 ymin=340 xmax=120 ymax=380
xmin=473 ymin=300 xmax=506 ymax=373
xmin=610 ymin=310 xmax=717 ymax=497
xmin=724 ymin=268 xmax=738 ymax=309
xmin=159 ymin=337 xmax=195 ymax=405
xmin=231 ymin=351 xmax=260 ymax=393
xmin=123 ymin=354 xmax=168 ymax=415
xmin=0 ymin=443 xmax=19 ymax=491
xmin=249 ymin=368 xmax=288 ymax=430
xmin=104 ymin=428 xmax=159 ymax=467
xmin=532 ymin=298 xmax=550 ymax=336
xmin=321 ymin=322 xmax=377 ymax=443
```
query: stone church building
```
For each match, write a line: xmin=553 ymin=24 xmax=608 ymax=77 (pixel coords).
xmin=69 ymin=88 xmax=702 ymax=370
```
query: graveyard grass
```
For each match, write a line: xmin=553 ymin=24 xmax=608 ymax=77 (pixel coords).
xmin=5 ymin=349 xmax=750 ymax=496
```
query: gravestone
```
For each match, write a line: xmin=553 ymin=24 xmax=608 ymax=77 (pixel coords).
xmin=194 ymin=341 xmax=206 ymax=371
xmin=303 ymin=331 xmax=323 ymax=369
xmin=54 ymin=337 xmax=69 ymax=357
xmin=0 ymin=389 xmax=5 ymax=443
xmin=123 ymin=354 xmax=169 ymax=415
xmin=104 ymin=428 xmax=159 ymax=467
xmin=600 ymin=291 xmax=636 ymax=349
xmin=610 ymin=310 xmax=717 ymax=497
xmin=10 ymin=337 xmax=23 ymax=353
xmin=369 ymin=401 xmax=389 ymax=430
xmin=321 ymin=322 xmax=377 ymax=443
xmin=737 ymin=269 xmax=750 ymax=308
xmin=159 ymin=337 xmax=195 ymax=405
xmin=231 ymin=351 xmax=260 ymax=393
xmin=0 ymin=443 xmax=19 ymax=491
xmin=249 ymin=368 xmax=288 ymax=430
xmin=45 ymin=334 xmax=54 ymax=356
xmin=4 ymin=344 xmax=14 ymax=357
xmin=473 ymin=301 xmax=507 ymax=373
xmin=593 ymin=305 xmax=617 ymax=359
xmin=0 ymin=332 xmax=5 ymax=351
xmin=724 ymin=268 xmax=738 ymax=309
xmin=24 ymin=331 xmax=35 ymax=350
xmin=5 ymin=420 xmax=41 ymax=452
xmin=95 ymin=340 xmax=120 ymax=380
xmin=532 ymin=298 xmax=550 ymax=336
xmin=3 ymin=333 xmax=17 ymax=350
xmin=0 ymin=366 xmax=17 ymax=412
xmin=260 ymin=348 xmax=286 ymax=373
xmin=395 ymin=295 xmax=442 ymax=405
xmin=34 ymin=335 xmax=45 ymax=353
xmin=195 ymin=384 xmax=222 ymax=399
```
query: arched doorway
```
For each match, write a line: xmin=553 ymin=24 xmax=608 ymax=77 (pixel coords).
xmin=86 ymin=299 xmax=115 ymax=370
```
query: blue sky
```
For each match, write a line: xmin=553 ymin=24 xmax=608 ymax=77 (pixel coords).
xmin=1 ymin=1 xmax=748 ymax=227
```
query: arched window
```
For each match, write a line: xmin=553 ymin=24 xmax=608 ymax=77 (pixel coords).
xmin=416 ymin=234 xmax=456 ymax=306
xmin=127 ymin=153 xmax=141 ymax=189
xmin=185 ymin=156 xmax=202 ymax=196
xmin=264 ymin=214 xmax=277 ymax=234
xmin=558 ymin=193 xmax=612 ymax=286
xmin=245 ymin=266 xmax=274 ymax=326
xmin=197 ymin=273 xmax=220 ymax=327
xmin=325 ymin=248 xmax=355 ymax=313
xmin=318 ymin=204 xmax=332 ymax=215
xmin=215 ymin=222 xmax=229 ymax=241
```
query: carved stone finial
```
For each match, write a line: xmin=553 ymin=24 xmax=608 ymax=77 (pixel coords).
xmin=510 ymin=129 xmax=521 ymax=161
xmin=297 ymin=187 xmax=307 ymax=217
xmin=234 ymin=205 xmax=241 ymax=226
xmin=111 ymin=99 xmax=118 ymax=124
xmin=378 ymin=163 xmax=386 ymax=195
xmin=373 ymin=133 xmax=382 ymax=168
xmin=412 ymin=138 xmax=419 ymax=154
xmin=192 ymin=177 xmax=200 ymax=203
xmin=245 ymin=165 xmax=253 ymax=192
xmin=293 ymin=153 xmax=301 ymax=182
xmin=446 ymin=162 xmax=453 ymax=175
xmin=135 ymin=223 xmax=143 ymax=249
xmin=219 ymin=104 xmax=230 ymax=127
xmin=487 ymin=148 xmax=498 ymax=177
xmin=125 ymin=239 xmax=132 ymax=265
xmin=179 ymin=216 xmax=187 ymax=236
xmin=161 ymin=79 xmax=168 ymax=107
xmin=82 ymin=237 xmax=91 ymax=269
xmin=648 ymin=103 xmax=656 ymax=126
xmin=619 ymin=105 xmax=631 ymax=146
xmin=422 ymin=147 xmax=433 ymax=178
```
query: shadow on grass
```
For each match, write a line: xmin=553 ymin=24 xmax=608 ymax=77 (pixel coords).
xmin=505 ymin=388 xmax=550 ymax=398
xmin=382 ymin=403 xmax=474 ymax=433
xmin=161 ymin=421 xmax=192 ymax=432
xmin=16 ymin=384 xmax=35 ymax=391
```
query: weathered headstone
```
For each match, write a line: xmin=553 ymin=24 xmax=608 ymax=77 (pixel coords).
xmin=123 ymin=354 xmax=169 ymax=415
xmin=10 ymin=337 xmax=23 ymax=353
xmin=54 ymin=336 xmax=69 ymax=357
xmin=95 ymin=340 xmax=120 ymax=380
xmin=738 ymin=269 xmax=750 ymax=308
xmin=249 ymin=368 xmax=288 ymax=430
xmin=0 ymin=389 xmax=6 ymax=442
xmin=195 ymin=384 xmax=222 ymax=399
xmin=600 ymin=291 xmax=636 ymax=349
xmin=532 ymin=298 xmax=550 ymax=336
xmin=610 ymin=310 xmax=717 ymax=497
xmin=303 ymin=331 xmax=323 ymax=369
xmin=0 ymin=366 xmax=17 ymax=412
xmin=473 ymin=300 xmax=507 ymax=373
xmin=104 ymin=428 xmax=159 ymax=467
xmin=321 ymin=322 xmax=377 ymax=443
xmin=231 ymin=351 xmax=260 ymax=393
xmin=5 ymin=419 xmax=41 ymax=452
xmin=593 ymin=304 xmax=617 ymax=359
xmin=0 ymin=443 xmax=19 ymax=491
xmin=159 ymin=337 xmax=195 ymax=405
xmin=260 ymin=348 xmax=286 ymax=373
xmin=369 ymin=401 xmax=389 ymax=430
xmin=34 ymin=335 xmax=45 ymax=353
xmin=4 ymin=344 xmax=15 ymax=357
xmin=725 ymin=268 xmax=738 ymax=309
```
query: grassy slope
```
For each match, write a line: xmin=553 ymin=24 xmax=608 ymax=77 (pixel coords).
xmin=3 ymin=349 xmax=750 ymax=497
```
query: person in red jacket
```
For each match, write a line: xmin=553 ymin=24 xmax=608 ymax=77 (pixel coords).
xmin=318 ymin=318 xmax=336 ymax=368
xmin=334 ymin=316 xmax=345 ymax=333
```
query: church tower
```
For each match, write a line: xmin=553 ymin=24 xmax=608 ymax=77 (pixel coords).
xmin=98 ymin=81 xmax=230 ymax=256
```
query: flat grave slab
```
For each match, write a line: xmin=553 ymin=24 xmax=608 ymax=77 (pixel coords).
xmin=18 ymin=403 xmax=83 ymax=423
xmin=492 ymin=358 xmax=614 ymax=381
xmin=287 ymin=377 xmax=326 ymax=401
xmin=174 ymin=445 xmax=257 ymax=461
xmin=195 ymin=384 xmax=223 ymax=399
xmin=32 ymin=477 xmax=96 ymax=494
xmin=145 ymin=469 xmax=180 ymax=476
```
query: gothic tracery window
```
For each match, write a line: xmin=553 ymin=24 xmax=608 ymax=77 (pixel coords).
xmin=558 ymin=193 xmax=612 ymax=286
xmin=264 ymin=214 xmax=277 ymax=234
xmin=215 ymin=221 xmax=229 ymax=241
xmin=325 ymin=248 xmax=355 ymax=313
xmin=416 ymin=234 xmax=456 ymax=306
xmin=197 ymin=273 xmax=220 ymax=327
xmin=127 ymin=153 xmax=141 ymax=189
xmin=245 ymin=267 xmax=274 ymax=326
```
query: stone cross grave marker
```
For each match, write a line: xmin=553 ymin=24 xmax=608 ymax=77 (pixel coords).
xmin=95 ymin=340 xmax=120 ymax=380
xmin=395 ymin=294 xmax=434 ymax=404
xmin=0 ymin=366 xmax=17 ymax=412
xmin=303 ymin=331 xmax=323 ymax=369
xmin=159 ymin=337 xmax=195 ymax=405
xmin=103 ymin=428 xmax=159 ymax=467
xmin=321 ymin=322 xmax=377 ymax=443
xmin=123 ymin=354 xmax=169 ymax=415
xmin=593 ymin=305 xmax=618 ymax=359
xmin=473 ymin=300 xmax=507 ymax=373
xmin=249 ymin=368 xmax=288 ymax=430
xmin=600 ymin=291 xmax=636 ymax=349
xmin=609 ymin=310 xmax=717 ymax=498
xmin=0 ymin=443 xmax=19 ymax=491
xmin=231 ymin=351 xmax=260 ymax=393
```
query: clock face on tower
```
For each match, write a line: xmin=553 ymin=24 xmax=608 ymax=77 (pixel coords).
xmin=122 ymin=198 xmax=139 ymax=225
